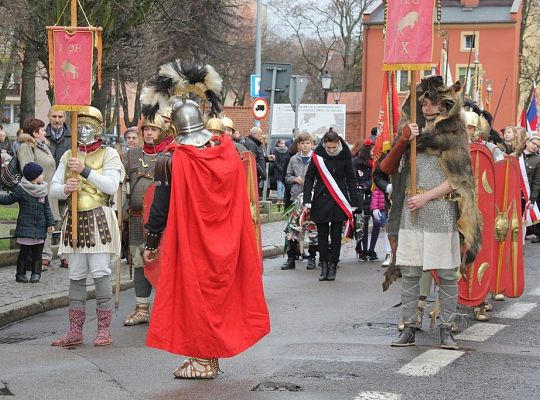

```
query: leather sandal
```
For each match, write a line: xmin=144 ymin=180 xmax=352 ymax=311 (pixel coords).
xmin=41 ymin=259 xmax=50 ymax=271
xmin=173 ymin=357 xmax=220 ymax=379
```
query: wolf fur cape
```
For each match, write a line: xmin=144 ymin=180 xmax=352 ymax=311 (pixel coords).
xmin=389 ymin=76 xmax=482 ymax=265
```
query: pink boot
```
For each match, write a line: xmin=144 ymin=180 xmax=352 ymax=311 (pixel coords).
xmin=51 ymin=308 xmax=85 ymax=347
xmin=94 ymin=308 xmax=113 ymax=346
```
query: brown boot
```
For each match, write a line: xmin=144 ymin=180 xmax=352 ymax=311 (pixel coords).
xmin=94 ymin=308 xmax=113 ymax=346
xmin=123 ymin=303 xmax=150 ymax=326
xmin=51 ymin=309 xmax=85 ymax=347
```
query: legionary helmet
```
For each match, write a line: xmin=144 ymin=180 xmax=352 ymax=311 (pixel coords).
xmin=171 ymin=99 xmax=212 ymax=146
xmin=141 ymin=113 xmax=165 ymax=131
xmin=221 ymin=116 xmax=235 ymax=133
xmin=139 ymin=60 xmax=223 ymax=147
xmin=78 ymin=106 xmax=104 ymax=145
xmin=206 ymin=117 xmax=224 ymax=134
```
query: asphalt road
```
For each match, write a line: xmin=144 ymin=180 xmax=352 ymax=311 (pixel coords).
xmin=1 ymin=239 xmax=540 ymax=400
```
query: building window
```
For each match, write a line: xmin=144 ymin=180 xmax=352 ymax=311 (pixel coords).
xmin=2 ymin=105 xmax=11 ymax=123
xmin=460 ymin=32 xmax=479 ymax=52
xmin=14 ymin=104 xmax=20 ymax=123
xmin=397 ymin=70 xmax=410 ymax=93
xmin=457 ymin=64 xmax=483 ymax=99
xmin=396 ymin=67 xmax=437 ymax=93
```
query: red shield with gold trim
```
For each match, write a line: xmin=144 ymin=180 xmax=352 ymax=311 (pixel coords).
xmin=491 ymin=156 xmax=524 ymax=298
xmin=503 ymin=156 xmax=524 ymax=297
xmin=240 ymin=151 xmax=263 ymax=266
xmin=458 ymin=144 xmax=496 ymax=306
xmin=142 ymin=183 xmax=161 ymax=287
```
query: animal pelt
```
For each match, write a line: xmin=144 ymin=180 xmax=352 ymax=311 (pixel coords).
xmin=400 ymin=76 xmax=483 ymax=264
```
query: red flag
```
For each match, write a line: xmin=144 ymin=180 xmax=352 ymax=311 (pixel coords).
xmin=383 ymin=0 xmax=435 ymax=70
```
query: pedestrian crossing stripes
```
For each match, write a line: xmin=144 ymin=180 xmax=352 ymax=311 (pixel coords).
xmin=455 ymin=323 xmax=507 ymax=342
xmin=493 ymin=302 xmax=537 ymax=319
xmin=397 ymin=349 xmax=465 ymax=377
xmin=530 ymin=286 xmax=540 ymax=296
xmin=354 ymin=391 xmax=402 ymax=400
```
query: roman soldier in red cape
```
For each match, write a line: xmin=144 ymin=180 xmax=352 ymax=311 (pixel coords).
xmin=140 ymin=61 xmax=270 ymax=379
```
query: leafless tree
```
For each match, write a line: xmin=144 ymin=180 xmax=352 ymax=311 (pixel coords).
xmin=268 ymin=0 xmax=375 ymax=101
xmin=519 ymin=0 xmax=540 ymax=107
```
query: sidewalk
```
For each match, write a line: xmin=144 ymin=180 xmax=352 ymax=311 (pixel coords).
xmin=0 ymin=220 xmax=287 ymax=328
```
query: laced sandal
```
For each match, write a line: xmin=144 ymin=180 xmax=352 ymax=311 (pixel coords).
xmin=474 ymin=303 xmax=490 ymax=322
xmin=123 ymin=304 xmax=150 ymax=326
xmin=173 ymin=357 xmax=220 ymax=379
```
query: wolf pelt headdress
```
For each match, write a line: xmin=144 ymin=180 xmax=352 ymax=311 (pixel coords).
xmin=140 ymin=60 xmax=223 ymax=120
xmin=402 ymin=75 xmax=482 ymax=264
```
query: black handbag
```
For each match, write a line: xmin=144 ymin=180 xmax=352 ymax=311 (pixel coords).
xmin=0 ymin=154 xmax=22 ymax=191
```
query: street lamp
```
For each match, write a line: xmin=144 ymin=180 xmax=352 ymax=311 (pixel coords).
xmin=321 ymin=70 xmax=332 ymax=104
xmin=486 ymin=80 xmax=493 ymax=112
xmin=332 ymin=86 xmax=342 ymax=104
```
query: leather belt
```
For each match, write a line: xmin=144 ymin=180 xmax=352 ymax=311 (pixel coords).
xmin=404 ymin=187 xmax=459 ymax=200
xmin=129 ymin=210 xmax=144 ymax=217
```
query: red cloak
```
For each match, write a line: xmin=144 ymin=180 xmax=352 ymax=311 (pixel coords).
xmin=145 ymin=136 xmax=270 ymax=358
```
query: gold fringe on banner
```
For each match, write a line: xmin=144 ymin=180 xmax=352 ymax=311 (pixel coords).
xmin=47 ymin=28 xmax=55 ymax=89
xmin=96 ymin=29 xmax=102 ymax=89
xmin=382 ymin=64 xmax=433 ymax=71
xmin=51 ymin=104 xmax=91 ymax=113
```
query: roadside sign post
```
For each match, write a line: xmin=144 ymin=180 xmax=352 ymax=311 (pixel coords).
xmin=260 ymin=62 xmax=292 ymax=202
xmin=289 ymin=75 xmax=309 ymax=133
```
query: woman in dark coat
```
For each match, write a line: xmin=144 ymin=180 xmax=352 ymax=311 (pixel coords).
xmin=303 ymin=131 xmax=359 ymax=281
xmin=352 ymin=140 xmax=381 ymax=261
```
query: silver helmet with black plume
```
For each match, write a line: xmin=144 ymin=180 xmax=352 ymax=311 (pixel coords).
xmin=140 ymin=60 xmax=223 ymax=146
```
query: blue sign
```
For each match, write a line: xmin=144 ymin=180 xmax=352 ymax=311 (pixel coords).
xmin=251 ymin=74 xmax=264 ymax=98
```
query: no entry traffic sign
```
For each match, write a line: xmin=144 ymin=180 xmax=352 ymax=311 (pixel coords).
xmin=252 ymin=97 xmax=269 ymax=120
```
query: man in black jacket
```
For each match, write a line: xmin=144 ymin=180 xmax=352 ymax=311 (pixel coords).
xmin=45 ymin=108 xmax=71 ymax=167
xmin=244 ymin=126 xmax=274 ymax=196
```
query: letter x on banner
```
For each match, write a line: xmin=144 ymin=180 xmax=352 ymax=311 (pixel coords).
xmin=47 ymin=27 xmax=103 ymax=109
xmin=383 ymin=0 xmax=435 ymax=71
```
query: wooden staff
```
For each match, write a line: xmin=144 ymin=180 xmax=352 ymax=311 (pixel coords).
xmin=70 ymin=0 xmax=78 ymax=247
xmin=410 ymin=70 xmax=417 ymax=199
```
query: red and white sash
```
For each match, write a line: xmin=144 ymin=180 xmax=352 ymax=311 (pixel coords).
xmin=312 ymin=154 xmax=354 ymax=234
xmin=519 ymin=154 xmax=540 ymax=226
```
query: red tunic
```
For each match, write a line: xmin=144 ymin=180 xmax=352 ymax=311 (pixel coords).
xmin=145 ymin=136 xmax=270 ymax=358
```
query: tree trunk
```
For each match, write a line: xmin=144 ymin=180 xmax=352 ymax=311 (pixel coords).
xmin=92 ymin=76 xmax=111 ymax=124
xmin=19 ymin=40 xmax=39 ymax=126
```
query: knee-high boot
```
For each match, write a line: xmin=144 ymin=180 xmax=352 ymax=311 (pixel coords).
xmin=51 ymin=309 xmax=86 ymax=346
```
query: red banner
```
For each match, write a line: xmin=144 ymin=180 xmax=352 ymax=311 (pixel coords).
xmin=374 ymin=71 xmax=400 ymax=161
xmin=52 ymin=29 xmax=93 ymax=106
xmin=383 ymin=0 xmax=435 ymax=70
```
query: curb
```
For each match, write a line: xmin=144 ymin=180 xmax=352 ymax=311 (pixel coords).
xmin=0 ymin=280 xmax=134 ymax=329
xmin=0 ymin=246 xmax=284 ymax=329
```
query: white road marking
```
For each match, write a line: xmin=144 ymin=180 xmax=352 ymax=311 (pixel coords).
xmin=493 ymin=302 xmax=537 ymax=319
xmin=455 ymin=323 xmax=507 ymax=342
xmin=354 ymin=391 xmax=402 ymax=400
xmin=397 ymin=349 xmax=465 ymax=377
xmin=530 ymin=285 xmax=540 ymax=296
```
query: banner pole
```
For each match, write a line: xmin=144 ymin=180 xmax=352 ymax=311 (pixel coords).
xmin=70 ymin=0 xmax=79 ymax=247
xmin=410 ymin=70 xmax=417 ymax=200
